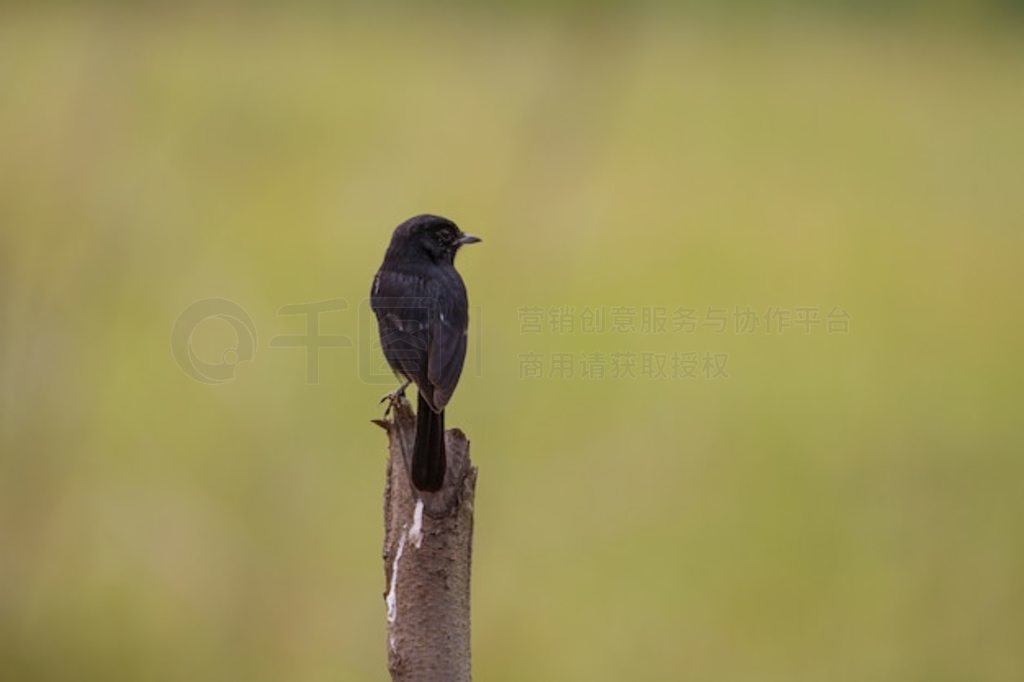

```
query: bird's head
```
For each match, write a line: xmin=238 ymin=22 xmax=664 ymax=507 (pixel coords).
xmin=391 ymin=214 xmax=481 ymax=264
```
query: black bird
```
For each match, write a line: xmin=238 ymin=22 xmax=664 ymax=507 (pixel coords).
xmin=371 ymin=215 xmax=480 ymax=491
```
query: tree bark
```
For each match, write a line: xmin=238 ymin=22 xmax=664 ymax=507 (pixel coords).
xmin=375 ymin=396 xmax=476 ymax=682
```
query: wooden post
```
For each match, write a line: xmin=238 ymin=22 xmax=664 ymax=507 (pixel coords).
xmin=375 ymin=396 xmax=477 ymax=682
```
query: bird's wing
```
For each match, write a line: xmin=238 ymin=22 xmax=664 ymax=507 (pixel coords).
xmin=427 ymin=273 xmax=469 ymax=411
xmin=371 ymin=269 xmax=432 ymax=386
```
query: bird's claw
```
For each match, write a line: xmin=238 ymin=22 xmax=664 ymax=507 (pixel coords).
xmin=379 ymin=381 xmax=411 ymax=417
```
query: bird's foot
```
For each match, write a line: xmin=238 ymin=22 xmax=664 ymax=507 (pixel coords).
xmin=379 ymin=380 xmax=411 ymax=417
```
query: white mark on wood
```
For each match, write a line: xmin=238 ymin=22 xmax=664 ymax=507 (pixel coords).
xmin=386 ymin=528 xmax=407 ymax=651
xmin=385 ymin=499 xmax=426 ymax=651
xmin=409 ymin=498 xmax=424 ymax=549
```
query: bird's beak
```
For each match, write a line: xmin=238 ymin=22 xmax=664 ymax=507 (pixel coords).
xmin=456 ymin=234 xmax=482 ymax=245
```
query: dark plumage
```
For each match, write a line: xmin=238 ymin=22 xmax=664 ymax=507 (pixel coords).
xmin=371 ymin=214 xmax=480 ymax=491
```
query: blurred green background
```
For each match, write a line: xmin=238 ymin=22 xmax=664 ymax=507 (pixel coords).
xmin=2 ymin=2 xmax=1022 ymax=680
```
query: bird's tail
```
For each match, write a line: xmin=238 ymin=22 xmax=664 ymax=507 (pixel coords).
xmin=413 ymin=393 xmax=446 ymax=491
